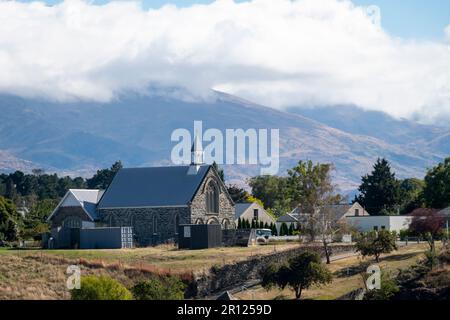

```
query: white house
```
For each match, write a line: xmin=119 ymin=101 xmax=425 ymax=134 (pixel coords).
xmin=276 ymin=202 xmax=369 ymax=234
xmin=346 ymin=215 xmax=413 ymax=233
xmin=235 ymin=202 xmax=275 ymax=226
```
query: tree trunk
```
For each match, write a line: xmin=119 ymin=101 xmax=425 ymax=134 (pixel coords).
xmin=295 ymin=286 xmax=303 ymax=300
xmin=375 ymin=253 xmax=380 ymax=263
xmin=323 ymin=239 xmax=331 ymax=264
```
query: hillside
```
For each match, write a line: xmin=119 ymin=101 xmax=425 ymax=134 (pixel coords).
xmin=0 ymin=92 xmax=446 ymax=192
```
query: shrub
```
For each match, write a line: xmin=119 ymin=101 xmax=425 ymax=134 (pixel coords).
xmin=364 ymin=272 xmax=399 ymax=300
xmin=71 ymin=276 xmax=132 ymax=300
xmin=131 ymin=276 xmax=186 ymax=300
xmin=355 ymin=230 xmax=397 ymax=262
xmin=261 ymin=251 xmax=332 ymax=299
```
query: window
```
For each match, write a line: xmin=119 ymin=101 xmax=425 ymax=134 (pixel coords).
xmin=62 ymin=217 xmax=82 ymax=229
xmin=253 ymin=209 xmax=259 ymax=220
xmin=222 ymin=219 xmax=231 ymax=230
xmin=206 ymin=181 xmax=219 ymax=213
xmin=381 ymin=226 xmax=386 ymax=230
xmin=374 ymin=226 xmax=379 ymax=231
xmin=355 ymin=209 xmax=360 ymax=216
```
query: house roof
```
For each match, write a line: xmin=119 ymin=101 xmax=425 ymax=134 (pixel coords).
xmin=97 ymin=165 xmax=211 ymax=209
xmin=438 ymin=207 xmax=450 ymax=216
xmin=277 ymin=213 xmax=298 ymax=223
xmin=47 ymin=189 xmax=103 ymax=222
xmin=320 ymin=204 xmax=353 ymax=220
xmin=235 ymin=202 xmax=254 ymax=219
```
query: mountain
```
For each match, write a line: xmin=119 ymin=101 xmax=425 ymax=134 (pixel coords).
xmin=0 ymin=93 xmax=447 ymax=192
xmin=287 ymin=105 xmax=450 ymax=158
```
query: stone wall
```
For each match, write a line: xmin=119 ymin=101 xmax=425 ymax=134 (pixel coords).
xmin=194 ymin=244 xmax=355 ymax=297
xmin=98 ymin=207 xmax=190 ymax=246
xmin=189 ymin=168 xmax=235 ymax=228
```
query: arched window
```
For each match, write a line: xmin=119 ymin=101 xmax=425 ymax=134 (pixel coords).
xmin=222 ymin=219 xmax=231 ymax=230
xmin=63 ymin=216 xmax=82 ymax=229
xmin=195 ymin=218 xmax=204 ymax=225
xmin=206 ymin=181 xmax=219 ymax=213
xmin=207 ymin=217 xmax=219 ymax=225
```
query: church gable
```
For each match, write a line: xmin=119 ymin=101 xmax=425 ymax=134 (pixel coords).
xmin=190 ymin=166 xmax=235 ymax=228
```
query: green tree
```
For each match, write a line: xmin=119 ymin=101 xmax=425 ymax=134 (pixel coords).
xmin=280 ymin=223 xmax=289 ymax=236
xmin=261 ymin=251 xmax=332 ymax=299
xmin=287 ymin=160 xmax=341 ymax=241
xmin=87 ymin=161 xmax=123 ymax=189
xmin=22 ymin=199 xmax=57 ymax=240
xmin=355 ymin=230 xmax=398 ymax=262
xmin=131 ymin=276 xmax=186 ymax=300
xmin=0 ymin=196 xmax=20 ymax=241
xmin=398 ymin=178 xmax=425 ymax=214
xmin=288 ymin=224 xmax=294 ymax=236
xmin=246 ymin=195 xmax=264 ymax=209
xmin=422 ymin=157 xmax=450 ymax=209
xmin=237 ymin=217 xmax=242 ymax=229
xmin=226 ymin=185 xmax=248 ymax=203
xmin=271 ymin=223 xmax=278 ymax=236
xmin=248 ymin=175 xmax=290 ymax=213
xmin=71 ymin=276 xmax=132 ymax=300
xmin=356 ymin=158 xmax=400 ymax=215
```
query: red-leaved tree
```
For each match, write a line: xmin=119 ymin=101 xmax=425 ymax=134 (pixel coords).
xmin=409 ymin=208 xmax=444 ymax=252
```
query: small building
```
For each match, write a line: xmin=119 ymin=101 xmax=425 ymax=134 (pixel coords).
xmin=276 ymin=202 xmax=369 ymax=234
xmin=235 ymin=202 xmax=275 ymax=226
xmin=47 ymin=189 xmax=104 ymax=229
xmin=346 ymin=215 xmax=413 ymax=233
xmin=276 ymin=213 xmax=299 ymax=234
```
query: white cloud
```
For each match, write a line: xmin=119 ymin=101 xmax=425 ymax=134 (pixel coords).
xmin=0 ymin=0 xmax=449 ymax=123
xmin=446 ymin=24 xmax=450 ymax=40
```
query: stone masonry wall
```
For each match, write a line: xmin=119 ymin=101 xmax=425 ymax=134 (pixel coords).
xmin=98 ymin=207 xmax=190 ymax=246
xmin=194 ymin=244 xmax=356 ymax=297
xmin=189 ymin=168 xmax=235 ymax=228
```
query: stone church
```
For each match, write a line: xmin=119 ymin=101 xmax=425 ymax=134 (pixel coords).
xmin=47 ymin=136 xmax=235 ymax=246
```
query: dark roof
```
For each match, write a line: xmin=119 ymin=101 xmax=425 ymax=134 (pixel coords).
xmin=320 ymin=204 xmax=353 ymax=220
xmin=98 ymin=165 xmax=211 ymax=209
xmin=277 ymin=213 xmax=298 ymax=223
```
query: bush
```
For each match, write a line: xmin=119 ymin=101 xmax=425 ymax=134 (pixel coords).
xmin=424 ymin=249 xmax=439 ymax=270
xmin=355 ymin=230 xmax=397 ymax=262
xmin=71 ymin=276 xmax=132 ymax=300
xmin=131 ymin=276 xmax=186 ymax=300
xmin=261 ymin=251 xmax=332 ymax=299
xmin=364 ymin=272 xmax=399 ymax=300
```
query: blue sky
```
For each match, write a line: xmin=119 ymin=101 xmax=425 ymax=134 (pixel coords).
xmin=16 ymin=0 xmax=450 ymax=40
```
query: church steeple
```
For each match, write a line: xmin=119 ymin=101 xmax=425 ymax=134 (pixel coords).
xmin=188 ymin=134 xmax=204 ymax=175
xmin=191 ymin=134 xmax=204 ymax=165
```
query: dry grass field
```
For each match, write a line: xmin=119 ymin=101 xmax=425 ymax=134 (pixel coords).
xmin=0 ymin=243 xmax=301 ymax=300
xmin=0 ymin=243 xmax=431 ymax=300
xmin=234 ymin=243 xmax=431 ymax=300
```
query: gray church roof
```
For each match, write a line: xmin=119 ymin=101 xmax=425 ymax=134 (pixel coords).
xmin=97 ymin=165 xmax=211 ymax=209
